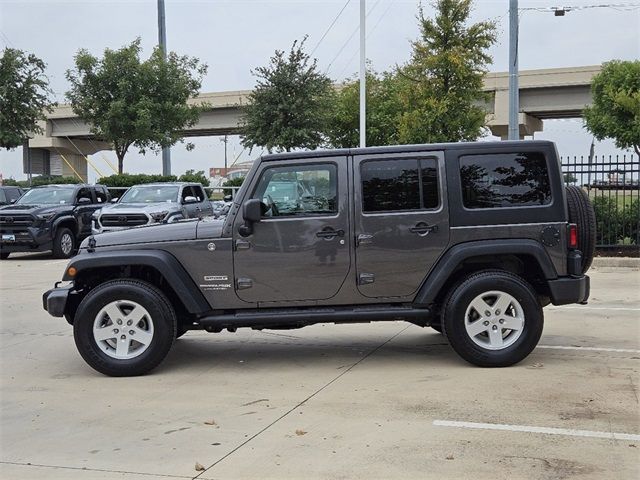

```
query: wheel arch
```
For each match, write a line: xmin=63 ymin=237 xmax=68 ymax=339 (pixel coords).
xmin=52 ymin=216 xmax=78 ymax=237
xmin=65 ymin=250 xmax=211 ymax=321
xmin=413 ymin=239 xmax=557 ymax=308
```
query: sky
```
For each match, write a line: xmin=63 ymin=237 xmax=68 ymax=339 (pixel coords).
xmin=0 ymin=0 xmax=639 ymax=182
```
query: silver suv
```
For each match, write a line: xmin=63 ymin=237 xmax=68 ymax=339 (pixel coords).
xmin=92 ymin=183 xmax=213 ymax=234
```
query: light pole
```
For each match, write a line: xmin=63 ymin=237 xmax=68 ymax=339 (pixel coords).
xmin=158 ymin=0 xmax=171 ymax=175
xmin=220 ymin=135 xmax=228 ymax=173
xmin=508 ymin=0 xmax=519 ymax=140
xmin=359 ymin=0 xmax=366 ymax=148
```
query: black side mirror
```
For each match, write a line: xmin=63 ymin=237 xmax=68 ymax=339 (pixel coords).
xmin=238 ymin=198 xmax=263 ymax=237
xmin=78 ymin=197 xmax=91 ymax=205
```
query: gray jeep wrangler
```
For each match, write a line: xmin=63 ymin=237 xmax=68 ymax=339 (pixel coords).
xmin=43 ymin=141 xmax=594 ymax=376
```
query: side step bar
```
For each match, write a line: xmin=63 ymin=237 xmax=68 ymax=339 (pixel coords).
xmin=196 ymin=305 xmax=432 ymax=332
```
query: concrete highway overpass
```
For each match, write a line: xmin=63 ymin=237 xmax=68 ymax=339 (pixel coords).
xmin=26 ymin=65 xmax=600 ymax=180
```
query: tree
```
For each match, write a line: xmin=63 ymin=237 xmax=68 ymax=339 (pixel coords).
xmin=222 ymin=176 xmax=244 ymax=197
xmin=395 ymin=0 xmax=496 ymax=144
xmin=563 ymin=173 xmax=578 ymax=184
xmin=178 ymin=169 xmax=209 ymax=186
xmin=65 ymin=39 xmax=208 ymax=173
xmin=0 ymin=48 xmax=55 ymax=149
xmin=241 ymin=37 xmax=334 ymax=153
xmin=584 ymin=60 xmax=640 ymax=157
xmin=327 ymin=70 xmax=403 ymax=148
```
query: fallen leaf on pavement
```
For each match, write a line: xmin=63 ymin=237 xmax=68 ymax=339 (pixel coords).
xmin=195 ymin=462 xmax=205 ymax=471
xmin=295 ymin=429 xmax=307 ymax=436
xmin=204 ymin=419 xmax=217 ymax=426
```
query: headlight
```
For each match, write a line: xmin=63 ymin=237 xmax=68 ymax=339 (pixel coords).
xmin=36 ymin=213 xmax=55 ymax=221
xmin=150 ymin=211 xmax=169 ymax=222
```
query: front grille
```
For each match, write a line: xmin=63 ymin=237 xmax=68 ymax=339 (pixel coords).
xmin=100 ymin=213 xmax=149 ymax=227
xmin=0 ymin=214 xmax=34 ymax=227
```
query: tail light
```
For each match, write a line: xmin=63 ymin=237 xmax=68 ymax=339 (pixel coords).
xmin=568 ymin=223 xmax=578 ymax=249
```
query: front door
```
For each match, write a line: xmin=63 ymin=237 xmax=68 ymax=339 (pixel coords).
xmin=233 ymin=159 xmax=350 ymax=304
xmin=354 ymin=151 xmax=449 ymax=298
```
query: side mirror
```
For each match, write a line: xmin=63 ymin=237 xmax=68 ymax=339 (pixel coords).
xmin=223 ymin=194 xmax=233 ymax=202
xmin=111 ymin=198 xmax=119 ymax=203
xmin=10 ymin=199 xmax=17 ymax=204
xmin=77 ymin=197 xmax=91 ymax=205
xmin=183 ymin=196 xmax=198 ymax=204
xmin=238 ymin=198 xmax=263 ymax=237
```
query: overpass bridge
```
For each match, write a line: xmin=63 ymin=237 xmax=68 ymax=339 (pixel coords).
xmin=26 ymin=65 xmax=600 ymax=180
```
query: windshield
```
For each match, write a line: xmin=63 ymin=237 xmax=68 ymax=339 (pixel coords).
xmin=16 ymin=188 xmax=75 ymax=205
xmin=119 ymin=185 xmax=179 ymax=204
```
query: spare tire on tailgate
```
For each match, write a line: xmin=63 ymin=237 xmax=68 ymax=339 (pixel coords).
xmin=565 ymin=186 xmax=596 ymax=274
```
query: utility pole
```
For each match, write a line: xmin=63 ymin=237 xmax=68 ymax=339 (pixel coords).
xmin=221 ymin=135 xmax=228 ymax=173
xmin=157 ymin=0 xmax=171 ymax=175
xmin=508 ymin=0 xmax=519 ymax=140
xmin=359 ymin=0 xmax=366 ymax=148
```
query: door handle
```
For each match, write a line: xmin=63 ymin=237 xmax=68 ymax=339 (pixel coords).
xmin=316 ymin=228 xmax=344 ymax=239
xmin=409 ymin=222 xmax=438 ymax=235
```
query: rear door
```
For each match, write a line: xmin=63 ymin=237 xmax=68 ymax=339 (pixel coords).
xmin=232 ymin=158 xmax=350 ymax=303
xmin=354 ymin=151 xmax=449 ymax=298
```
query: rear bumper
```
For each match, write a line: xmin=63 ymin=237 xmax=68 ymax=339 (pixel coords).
xmin=548 ymin=275 xmax=590 ymax=305
xmin=43 ymin=284 xmax=72 ymax=317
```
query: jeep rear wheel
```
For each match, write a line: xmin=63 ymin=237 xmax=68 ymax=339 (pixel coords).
xmin=441 ymin=270 xmax=543 ymax=367
xmin=73 ymin=280 xmax=176 ymax=376
xmin=566 ymin=186 xmax=596 ymax=274
xmin=52 ymin=227 xmax=75 ymax=259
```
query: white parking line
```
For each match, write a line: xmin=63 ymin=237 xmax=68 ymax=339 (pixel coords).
xmin=538 ymin=345 xmax=640 ymax=354
xmin=433 ymin=420 xmax=640 ymax=442
xmin=548 ymin=306 xmax=640 ymax=311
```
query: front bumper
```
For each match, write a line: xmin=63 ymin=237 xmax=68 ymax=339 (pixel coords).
xmin=548 ymin=275 xmax=590 ymax=305
xmin=0 ymin=225 xmax=52 ymax=253
xmin=43 ymin=284 xmax=72 ymax=317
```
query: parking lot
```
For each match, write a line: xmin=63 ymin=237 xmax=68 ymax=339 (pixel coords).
xmin=0 ymin=254 xmax=638 ymax=480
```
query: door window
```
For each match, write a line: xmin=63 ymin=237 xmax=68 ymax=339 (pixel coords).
xmin=94 ymin=187 xmax=108 ymax=203
xmin=361 ymin=158 xmax=439 ymax=213
xmin=76 ymin=188 xmax=93 ymax=204
xmin=181 ymin=186 xmax=195 ymax=203
xmin=253 ymin=164 xmax=337 ymax=217
xmin=192 ymin=185 xmax=206 ymax=202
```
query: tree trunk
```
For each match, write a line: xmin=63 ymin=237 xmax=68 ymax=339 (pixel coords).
xmin=116 ymin=152 xmax=124 ymax=174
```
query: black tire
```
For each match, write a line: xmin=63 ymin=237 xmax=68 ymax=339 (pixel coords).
xmin=0 ymin=252 xmax=9 ymax=260
xmin=73 ymin=279 xmax=177 ymax=376
xmin=441 ymin=270 xmax=543 ymax=367
xmin=52 ymin=227 xmax=75 ymax=259
xmin=565 ymin=186 xmax=596 ymax=274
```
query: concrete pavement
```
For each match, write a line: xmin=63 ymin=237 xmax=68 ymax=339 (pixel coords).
xmin=1 ymin=254 xmax=638 ymax=479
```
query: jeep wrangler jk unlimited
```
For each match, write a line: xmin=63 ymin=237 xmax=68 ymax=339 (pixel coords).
xmin=43 ymin=141 xmax=594 ymax=376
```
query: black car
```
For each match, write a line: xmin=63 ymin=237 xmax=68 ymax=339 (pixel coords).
xmin=0 ymin=186 xmax=24 ymax=205
xmin=0 ymin=184 xmax=110 ymax=259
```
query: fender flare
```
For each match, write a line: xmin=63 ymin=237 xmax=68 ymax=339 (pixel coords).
xmin=63 ymin=249 xmax=211 ymax=314
xmin=413 ymin=239 xmax=558 ymax=307
xmin=52 ymin=215 xmax=78 ymax=237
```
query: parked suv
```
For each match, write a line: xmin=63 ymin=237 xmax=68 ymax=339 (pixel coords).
xmin=44 ymin=141 xmax=594 ymax=376
xmin=0 ymin=186 xmax=24 ymax=205
xmin=92 ymin=183 xmax=213 ymax=234
xmin=0 ymin=184 xmax=109 ymax=259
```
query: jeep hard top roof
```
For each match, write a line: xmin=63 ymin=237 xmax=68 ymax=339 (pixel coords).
xmin=261 ymin=140 xmax=556 ymax=162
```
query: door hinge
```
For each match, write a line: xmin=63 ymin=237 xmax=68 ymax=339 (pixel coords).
xmin=358 ymin=273 xmax=375 ymax=285
xmin=235 ymin=239 xmax=251 ymax=250
xmin=236 ymin=278 xmax=253 ymax=290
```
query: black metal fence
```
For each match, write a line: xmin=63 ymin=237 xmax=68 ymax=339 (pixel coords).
xmin=560 ymin=154 xmax=639 ymax=250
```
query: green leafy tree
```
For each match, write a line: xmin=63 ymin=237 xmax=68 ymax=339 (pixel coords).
xmin=327 ymin=70 xmax=403 ymax=148
xmin=241 ymin=37 xmax=334 ymax=152
xmin=584 ymin=60 xmax=640 ymax=156
xmin=178 ymin=169 xmax=209 ymax=186
xmin=222 ymin=176 xmax=244 ymax=197
xmin=66 ymin=39 xmax=208 ymax=173
xmin=0 ymin=48 xmax=55 ymax=149
xmin=563 ymin=173 xmax=578 ymax=184
xmin=396 ymin=0 xmax=496 ymax=144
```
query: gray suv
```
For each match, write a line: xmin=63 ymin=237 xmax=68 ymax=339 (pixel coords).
xmin=92 ymin=182 xmax=213 ymax=233
xmin=44 ymin=141 xmax=594 ymax=376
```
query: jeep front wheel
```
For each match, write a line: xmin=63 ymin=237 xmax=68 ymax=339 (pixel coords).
xmin=73 ymin=280 xmax=176 ymax=376
xmin=52 ymin=227 xmax=75 ymax=258
xmin=441 ymin=271 xmax=543 ymax=367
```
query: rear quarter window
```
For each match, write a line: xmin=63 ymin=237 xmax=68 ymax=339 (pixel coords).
xmin=459 ymin=152 xmax=551 ymax=209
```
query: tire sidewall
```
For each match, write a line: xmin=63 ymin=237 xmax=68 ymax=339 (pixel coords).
xmin=53 ymin=227 xmax=75 ymax=259
xmin=73 ymin=281 xmax=176 ymax=376
xmin=443 ymin=273 xmax=543 ymax=367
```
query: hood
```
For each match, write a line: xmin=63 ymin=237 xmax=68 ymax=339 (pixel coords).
xmin=99 ymin=202 xmax=180 ymax=215
xmin=87 ymin=219 xmax=199 ymax=248
xmin=0 ymin=203 xmax=72 ymax=216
